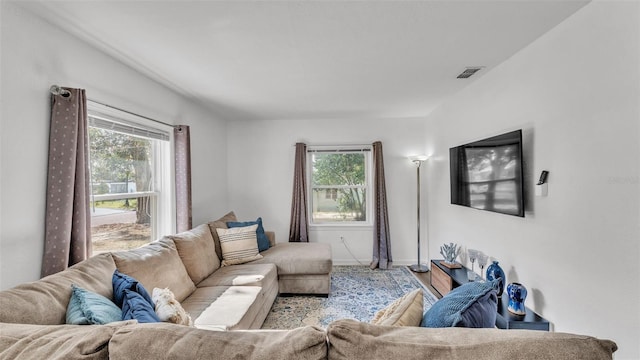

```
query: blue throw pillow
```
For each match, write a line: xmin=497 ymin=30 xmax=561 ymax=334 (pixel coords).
xmin=456 ymin=289 xmax=497 ymax=327
xmin=421 ymin=280 xmax=498 ymax=328
xmin=112 ymin=269 xmax=154 ymax=310
xmin=121 ymin=289 xmax=160 ymax=323
xmin=227 ymin=217 xmax=270 ymax=252
xmin=66 ymin=284 xmax=121 ymax=325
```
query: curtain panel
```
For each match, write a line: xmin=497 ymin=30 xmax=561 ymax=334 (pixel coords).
xmin=174 ymin=125 xmax=192 ymax=233
xmin=42 ymin=88 xmax=91 ymax=277
xmin=370 ymin=141 xmax=392 ymax=269
xmin=288 ymin=143 xmax=309 ymax=242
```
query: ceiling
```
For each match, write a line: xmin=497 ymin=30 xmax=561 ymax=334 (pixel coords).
xmin=20 ymin=1 xmax=588 ymax=121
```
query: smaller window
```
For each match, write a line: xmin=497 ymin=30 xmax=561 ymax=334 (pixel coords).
xmin=308 ymin=146 xmax=372 ymax=225
xmin=325 ymin=189 xmax=338 ymax=200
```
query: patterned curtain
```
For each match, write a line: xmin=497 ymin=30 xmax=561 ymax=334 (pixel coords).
xmin=288 ymin=143 xmax=309 ymax=242
xmin=370 ymin=141 xmax=392 ymax=269
xmin=42 ymin=88 xmax=91 ymax=277
xmin=174 ymin=125 xmax=192 ymax=233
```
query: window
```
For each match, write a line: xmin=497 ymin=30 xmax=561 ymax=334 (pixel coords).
xmin=88 ymin=103 xmax=173 ymax=255
xmin=308 ymin=146 xmax=372 ymax=225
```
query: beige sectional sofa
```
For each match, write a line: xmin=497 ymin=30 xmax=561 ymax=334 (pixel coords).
xmin=0 ymin=217 xmax=618 ymax=359
xmin=0 ymin=214 xmax=332 ymax=332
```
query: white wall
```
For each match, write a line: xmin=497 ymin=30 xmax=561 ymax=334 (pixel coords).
xmin=0 ymin=2 xmax=228 ymax=290
xmin=226 ymin=117 xmax=432 ymax=265
xmin=424 ymin=2 xmax=639 ymax=358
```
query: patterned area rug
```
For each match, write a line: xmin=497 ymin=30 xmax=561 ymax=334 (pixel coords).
xmin=261 ymin=265 xmax=439 ymax=329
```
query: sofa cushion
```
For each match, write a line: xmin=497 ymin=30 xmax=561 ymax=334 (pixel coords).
xmin=180 ymin=286 xmax=230 ymax=321
xmin=112 ymin=239 xmax=196 ymax=302
xmin=109 ymin=322 xmax=328 ymax=360
xmin=66 ymin=284 xmax=121 ymax=325
xmin=327 ymin=319 xmax=618 ymax=360
xmin=0 ymin=253 xmax=116 ymax=325
xmin=227 ymin=217 xmax=270 ymax=252
xmin=371 ymin=288 xmax=423 ymax=327
xmin=421 ymin=280 xmax=497 ymax=328
xmin=216 ymin=225 xmax=263 ymax=266
xmin=197 ymin=263 xmax=277 ymax=288
xmin=207 ymin=211 xmax=237 ymax=261
xmin=168 ymin=224 xmax=220 ymax=284
xmin=0 ymin=321 xmax=135 ymax=360
xmin=250 ymin=243 xmax=332 ymax=275
xmin=277 ymin=274 xmax=331 ymax=295
xmin=193 ymin=286 xmax=263 ymax=331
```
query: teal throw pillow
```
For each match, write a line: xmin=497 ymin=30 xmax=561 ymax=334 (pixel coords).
xmin=227 ymin=217 xmax=270 ymax=251
xmin=66 ymin=284 xmax=121 ymax=325
xmin=421 ymin=280 xmax=499 ymax=328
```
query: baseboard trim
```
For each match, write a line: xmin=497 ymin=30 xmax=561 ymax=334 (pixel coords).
xmin=332 ymin=259 xmax=427 ymax=266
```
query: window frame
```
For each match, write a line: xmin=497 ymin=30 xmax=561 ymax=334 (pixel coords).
xmin=307 ymin=145 xmax=373 ymax=228
xmin=87 ymin=102 xmax=175 ymax=251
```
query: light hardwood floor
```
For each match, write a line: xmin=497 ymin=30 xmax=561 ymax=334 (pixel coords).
xmin=409 ymin=268 xmax=443 ymax=299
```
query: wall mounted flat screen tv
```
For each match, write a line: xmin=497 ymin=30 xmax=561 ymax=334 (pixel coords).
xmin=450 ymin=130 xmax=524 ymax=217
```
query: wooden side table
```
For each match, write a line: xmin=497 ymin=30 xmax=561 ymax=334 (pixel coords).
xmin=430 ymin=259 xmax=470 ymax=296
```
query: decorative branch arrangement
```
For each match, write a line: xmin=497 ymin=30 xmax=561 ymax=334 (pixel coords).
xmin=440 ymin=243 xmax=461 ymax=264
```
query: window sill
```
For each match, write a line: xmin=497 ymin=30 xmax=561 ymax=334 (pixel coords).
xmin=310 ymin=224 xmax=373 ymax=231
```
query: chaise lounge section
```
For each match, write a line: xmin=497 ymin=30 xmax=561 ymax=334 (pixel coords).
xmin=251 ymin=242 xmax=333 ymax=295
xmin=207 ymin=211 xmax=333 ymax=296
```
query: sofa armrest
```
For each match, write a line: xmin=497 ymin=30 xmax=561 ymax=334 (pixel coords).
xmin=0 ymin=321 xmax=136 ymax=359
xmin=109 ymin=323 xmax=328 ymax=360
xmin=327 ymin=319 xmax=618 ymax=360
xmin=266 ymin=231 xmax=276 ymax=247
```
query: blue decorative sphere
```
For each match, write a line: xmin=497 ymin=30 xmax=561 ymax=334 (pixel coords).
xmin=486 ymin=261 xmax=505 ymax=296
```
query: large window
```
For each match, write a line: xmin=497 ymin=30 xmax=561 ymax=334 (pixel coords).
xmin=308 ymin=146 xmax=372 ymax=225
xmin=88 ymin=103 xmax=173 ymax=254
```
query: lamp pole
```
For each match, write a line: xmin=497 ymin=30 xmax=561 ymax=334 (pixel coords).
xmin=409 ymin=156 xmax=429 ymax=273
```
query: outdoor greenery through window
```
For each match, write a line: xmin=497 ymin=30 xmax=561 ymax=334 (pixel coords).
xmin=308 ymin=147 xmax=371 ymax=225
xmin=88 ymin=105 xmax=172 ymax=255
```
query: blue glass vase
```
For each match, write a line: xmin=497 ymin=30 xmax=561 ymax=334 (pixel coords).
xmin=486 ymin=261 xmax=505 ymax=296
xmin=507 ymin=282 xmax=528 ymax=315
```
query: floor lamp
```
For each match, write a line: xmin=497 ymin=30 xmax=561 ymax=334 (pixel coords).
xmin=409 ymin=155 xmax=429 ymax=273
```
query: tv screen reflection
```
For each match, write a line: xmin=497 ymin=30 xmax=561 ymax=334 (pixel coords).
xmin=465 ymin=145 xmax=519 ymax=214
xmin=450 ymin=130 xmax=524 ymax=217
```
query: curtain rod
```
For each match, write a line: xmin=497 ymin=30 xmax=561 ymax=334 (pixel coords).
xmin=294 ymin=143 xmax=373 ymax=147
xmin=87 ymin=99 xmax=176 ymax=129
xmin=307 ymin=148 xmax=371 ymax=153
xmin=50 ymin=85 xmax=176 ymax=128
xmin=295 ymin=143 xmax=374 ymax=152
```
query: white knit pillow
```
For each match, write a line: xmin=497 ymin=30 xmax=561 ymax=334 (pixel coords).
xmin=216 ymin=225 xmax=263 ymax=266
xmin=371 ymin=288 xmax=424 ymax=327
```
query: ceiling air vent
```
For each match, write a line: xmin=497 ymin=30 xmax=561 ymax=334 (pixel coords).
xmin=457 ymin=67 xmax=484 ymax=79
